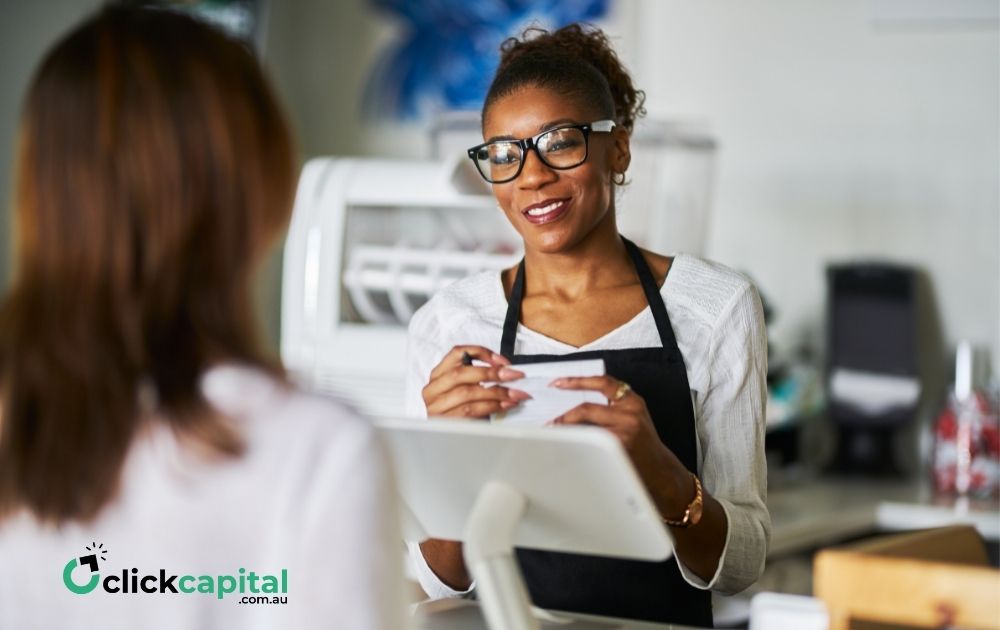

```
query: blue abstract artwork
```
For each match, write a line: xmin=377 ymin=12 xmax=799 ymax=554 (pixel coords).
xmin=364 ymin=0 xmax=610 ymax=120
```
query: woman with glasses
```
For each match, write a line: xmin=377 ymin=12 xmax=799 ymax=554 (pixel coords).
xmin=405 ymin=24 xmax=769 ymax=626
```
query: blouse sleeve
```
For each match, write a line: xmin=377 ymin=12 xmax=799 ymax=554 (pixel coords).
xmin=674 ymin=282 xmax=771 ymax=595
xmin=405 ymin=308 xmax=448 ymax=419
xmin=403 ymin=305 xmax=479 ymax=598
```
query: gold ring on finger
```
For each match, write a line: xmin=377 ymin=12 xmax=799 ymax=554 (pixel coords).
xmin=612 ymin=380 xmax=632 ymax=403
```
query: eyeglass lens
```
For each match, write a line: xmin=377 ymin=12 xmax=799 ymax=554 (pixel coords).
xmin=475 ymin=127 xmax=588 ymax=183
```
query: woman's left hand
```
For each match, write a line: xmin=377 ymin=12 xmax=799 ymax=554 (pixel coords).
xmin=551 ymin=375 xmax=728 ymax=582
xmin=550 ymin=376 xmax=689 ymax=502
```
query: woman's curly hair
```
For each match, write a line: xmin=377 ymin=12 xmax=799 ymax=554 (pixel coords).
xmin=484 ymin=24 xmax=646 ymax=134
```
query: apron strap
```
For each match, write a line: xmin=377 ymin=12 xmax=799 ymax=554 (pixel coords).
xmin=500 ymin=259 xmax=526 ymax=358
xmin=500 ymin=236 xmax=679 ymax=358
xmin=621 ymin=237 xmax=679 ymax=355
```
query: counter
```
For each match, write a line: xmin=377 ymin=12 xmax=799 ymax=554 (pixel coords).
xmin=767 ymin=477 xmax=999 ymax=557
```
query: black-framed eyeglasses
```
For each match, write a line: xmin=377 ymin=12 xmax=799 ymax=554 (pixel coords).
xmin=467 ymin=119 xmax=616 ymax=184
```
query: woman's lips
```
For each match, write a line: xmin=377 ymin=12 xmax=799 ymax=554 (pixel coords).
xmin=521 ymin=198 xmax=570 ymax=225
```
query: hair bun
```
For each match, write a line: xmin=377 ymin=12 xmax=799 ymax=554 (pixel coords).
xmin=495 ymin=24 xmax=646 ymax=133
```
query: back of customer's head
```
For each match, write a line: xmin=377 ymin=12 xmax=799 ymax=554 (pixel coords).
xmin=0 ymin=5 xmax=295 ymax=525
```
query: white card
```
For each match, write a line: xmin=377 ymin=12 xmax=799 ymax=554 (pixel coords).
xmin=492 ymin=359 xmax=607 ymax=427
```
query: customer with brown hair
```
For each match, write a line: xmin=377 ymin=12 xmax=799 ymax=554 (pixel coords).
xmin=0 ymin=6 xmax=402 ymax=628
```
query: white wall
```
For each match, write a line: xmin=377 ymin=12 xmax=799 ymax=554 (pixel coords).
xmin=630 ymin=0 xmax=999 ymax=381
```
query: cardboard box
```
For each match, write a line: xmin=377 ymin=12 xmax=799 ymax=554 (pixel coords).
xmin=814 ymin=525 xmax=1000 ymax=630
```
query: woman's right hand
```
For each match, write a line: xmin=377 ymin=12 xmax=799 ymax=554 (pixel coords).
xmin=419 ymin=347 xmax=529 ymax=591
xmin=421 ymin=345 xmax=529 ymax=418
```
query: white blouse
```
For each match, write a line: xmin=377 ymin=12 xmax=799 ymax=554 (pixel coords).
xmin=0 ymin=364 xmax=405 ymax=630
xmin=404 ymin=253 xmax=770 ymax=596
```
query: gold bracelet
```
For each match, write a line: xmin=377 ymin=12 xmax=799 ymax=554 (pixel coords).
xmin=662 ymin=473 xmax=703 ymax=528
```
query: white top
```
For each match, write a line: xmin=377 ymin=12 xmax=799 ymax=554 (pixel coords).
xmin=404 ymin=253 xmax=770 ymax=596
xmin=0 ymin=364 xmax=405 ymax=630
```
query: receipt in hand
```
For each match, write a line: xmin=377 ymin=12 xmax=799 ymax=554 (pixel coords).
xmin=492 ymin=359 xmax=607 ymax=427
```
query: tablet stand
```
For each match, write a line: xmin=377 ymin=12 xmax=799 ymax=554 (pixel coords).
xmin=463 ymin=481 xmax=537 ymax=630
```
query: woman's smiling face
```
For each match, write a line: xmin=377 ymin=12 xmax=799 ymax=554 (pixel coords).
xmin=482 ymin=85 xmax=629 ymax=255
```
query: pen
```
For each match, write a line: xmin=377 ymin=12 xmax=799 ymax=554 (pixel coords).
xmin=461 ymin=351 xmax=474 ymax=366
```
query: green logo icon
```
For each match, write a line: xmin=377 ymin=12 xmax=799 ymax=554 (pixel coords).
xmin=63 ymin=543 xmax=107 ymax=595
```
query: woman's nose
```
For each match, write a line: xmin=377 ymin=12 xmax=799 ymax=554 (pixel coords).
xmin=518 ymin=147 xmax=558 ymax=189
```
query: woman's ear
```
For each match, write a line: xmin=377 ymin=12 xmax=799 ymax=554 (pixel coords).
xmin=610 ymin=126 xmax=631 ymax=176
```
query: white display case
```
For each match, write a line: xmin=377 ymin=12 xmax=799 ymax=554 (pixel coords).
xmin=281 ymin=157 xmax=520 ymax=419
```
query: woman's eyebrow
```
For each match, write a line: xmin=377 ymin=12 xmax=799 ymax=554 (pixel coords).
xmin=538 ymin=118 xmax=577 ymax=131
xmin=484 ymin=118 xmax=581 ymax=144
xmin=485 ymin=133 xmax=517 ymax=143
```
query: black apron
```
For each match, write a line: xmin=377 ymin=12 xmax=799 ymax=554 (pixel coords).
xmin=500 ymin=236 xmax=713 ymax=627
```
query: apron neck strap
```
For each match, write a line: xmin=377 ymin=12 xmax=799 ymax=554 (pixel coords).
xmin=500 ymin=236 xmax=678 ymax=358
xmin=622 ymin=237 xmax=678 ymax=352
xmin=500 ymin=258 xmax=526 ymax=358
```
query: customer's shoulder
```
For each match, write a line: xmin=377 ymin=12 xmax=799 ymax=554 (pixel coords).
xmin=668 ymin=254 xmax=757 ymax=324
xmin=201 ymin=364 xmax=374 ymax=450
